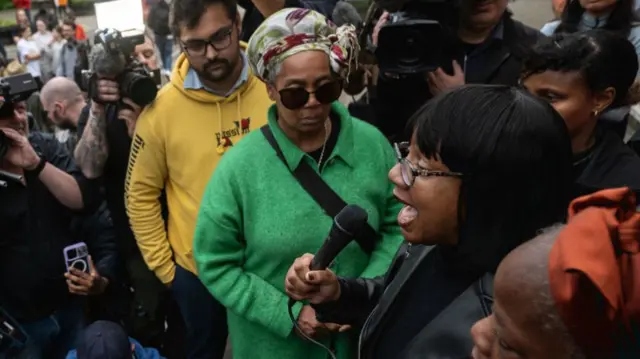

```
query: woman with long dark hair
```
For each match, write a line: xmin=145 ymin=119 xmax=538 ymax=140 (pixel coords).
xmin=540 ymin=0 xmax=640 ymax=74
xmin=284 ymin=84 xmax=575 ymax=359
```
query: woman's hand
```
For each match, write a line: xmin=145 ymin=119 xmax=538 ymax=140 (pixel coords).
xmin=285 ymin=254 xmax=341 ymax=304
xmin=295 ymin=305 xmax=351 ymax=338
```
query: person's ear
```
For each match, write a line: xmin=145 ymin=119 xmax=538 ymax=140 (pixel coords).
xmin=236 ymin=13 xmax=242 ymax=36
xmin=267 ymin=83 xmax=278 ymax=102
xmin=593 ymin=87 xmax=616 ymax=114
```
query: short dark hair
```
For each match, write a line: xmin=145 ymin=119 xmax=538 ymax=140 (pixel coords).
xmin=522 ymin=30 xmax=639 ymax=108
xmin=412 ymin=85 xmax=573 ymax=272
xmin=62 ymin=19 xmax=75 ymax=29
xmin=170 ymin=0 xmax=237 ymax=38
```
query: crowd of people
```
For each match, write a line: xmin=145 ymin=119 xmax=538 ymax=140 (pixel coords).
xmin=1 ymin=0 xmax=640 ymax=359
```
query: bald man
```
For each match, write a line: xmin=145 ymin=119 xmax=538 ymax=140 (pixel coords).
xmin=40 ymin=76 xmax=86 ymax=130
xmin=470 ymin=225 xmax=586 ymax=359
xmin=40 ymin=76 xmax=87 ymax=151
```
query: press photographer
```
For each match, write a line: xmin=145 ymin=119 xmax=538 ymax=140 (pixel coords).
xmin=359 ymin=0 xmax=541 ymax=141
xmin=73 ymin=27 xmax=172 ymax=350
xmin=0 ymin=73 xmax=115 ymax=359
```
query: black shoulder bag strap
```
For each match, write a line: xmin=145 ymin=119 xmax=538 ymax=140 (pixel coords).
xmin=261 ymin=125 xmax=378 ymax=254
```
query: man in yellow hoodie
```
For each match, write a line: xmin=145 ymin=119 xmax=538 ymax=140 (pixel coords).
xmin=124 ymin=0 xmax=272 ymax=357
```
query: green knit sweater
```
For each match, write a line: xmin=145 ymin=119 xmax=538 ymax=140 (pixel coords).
xmin=193 ymin=102 xmax=403 ymax=359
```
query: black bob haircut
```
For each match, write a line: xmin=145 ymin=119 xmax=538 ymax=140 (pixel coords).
xmin=522 ymin=30 xmax=639 ymax=109
xmin=411 ymin=85 xmax=574 ymax=272
xmin=170 ymin=0 xmax=238 ymax=38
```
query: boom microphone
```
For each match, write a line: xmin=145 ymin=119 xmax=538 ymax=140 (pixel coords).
xmin=310 ymin=204 xmax=369 ymax=270
xmin=332 ymin=1 xmax=363 ymax=28
xmin=88 ymin=43 xmax=127 ymax=78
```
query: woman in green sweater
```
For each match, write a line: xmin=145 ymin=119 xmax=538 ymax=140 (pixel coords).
xmin=193 ymin=8 xmax=403 ymax=359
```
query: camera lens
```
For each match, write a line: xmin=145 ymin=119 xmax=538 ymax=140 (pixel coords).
xmin=120 ymin=71 xmax=158 ymax=106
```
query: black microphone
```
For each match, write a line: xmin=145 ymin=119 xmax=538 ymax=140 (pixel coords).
xmin=332 ymin=1 xmax=363 ymax=29
xmin=287 ymin=205 xmax=369 ymax=315
xmin=310 ymin=204 xmax=369 ymax=270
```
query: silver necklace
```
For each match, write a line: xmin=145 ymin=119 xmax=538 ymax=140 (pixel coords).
xmin=317 ymin=119 xmax=330 ymax=169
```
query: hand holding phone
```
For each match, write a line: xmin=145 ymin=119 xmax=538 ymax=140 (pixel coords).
xmin=63 ymin=243 xmax=108 ymax=295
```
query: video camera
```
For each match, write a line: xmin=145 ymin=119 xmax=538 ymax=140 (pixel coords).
xmin=0 ymin=73 xmax=38 ymax=159
xmin=373 ymin=0 xmax=459 ymax=74
xmin=82 ymin=28 xmax=159 ymax=107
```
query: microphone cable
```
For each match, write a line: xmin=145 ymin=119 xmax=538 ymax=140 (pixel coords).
xmin=287 ymin=298 xmax=337 ymax=359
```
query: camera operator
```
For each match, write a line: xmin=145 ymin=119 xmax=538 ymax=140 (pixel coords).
xmin=0 ymin=77 xmax=114 ymax=359
xmin=73 ymin=31 xmax=173 ymax=350
xmin=368 ymin=0 xmax=542 ymax=142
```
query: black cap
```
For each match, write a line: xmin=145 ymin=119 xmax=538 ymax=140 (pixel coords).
xmin=76 ymin=321 xmax=131 ymax=359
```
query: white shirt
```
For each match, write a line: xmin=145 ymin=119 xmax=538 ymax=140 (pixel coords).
xmin=33 ymin=31 xmax=53 ymax=52
xmin=17 ymin=38 xmax=42 ymax=78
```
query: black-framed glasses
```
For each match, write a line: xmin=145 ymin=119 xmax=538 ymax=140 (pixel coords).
xmin=181 ymin=25 xmax=234 ymax=57
xmin=279 ymin=81 xmax=343 ymax=110
xmin=394 ymin=142 xmax=463 ymax=187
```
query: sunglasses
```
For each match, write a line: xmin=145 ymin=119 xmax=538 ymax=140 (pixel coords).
xmin=278 ymin=81 xmax=342 ymax=110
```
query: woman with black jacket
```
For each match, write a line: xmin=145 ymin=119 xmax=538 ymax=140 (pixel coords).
xmin=521 ymin=30 xmax=640 ymax=198
xmin=285 ymin=85 xmax=575 ymax=359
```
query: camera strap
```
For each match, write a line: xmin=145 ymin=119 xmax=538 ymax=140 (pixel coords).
xmin=260 ymin=125 xmax=378 ymax=255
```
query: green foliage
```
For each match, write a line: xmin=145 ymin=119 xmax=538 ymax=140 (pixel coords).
xmin=0 ymin=0 xmax=14 ymax=12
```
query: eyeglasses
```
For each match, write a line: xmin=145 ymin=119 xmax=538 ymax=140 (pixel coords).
xmin=279 ymin=81 xmax=343 ymax=110
xmin=181 ymin=25 xmax=234 ymax=57
xmin=394 ymin=142 xmax=463 ymax=187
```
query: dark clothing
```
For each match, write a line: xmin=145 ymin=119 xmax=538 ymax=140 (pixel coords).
xmin=77 ymin=105 xmax=137 ymax=258
xmin=573 ymin=129 xmax=640 ymax=198
xmin=147 ymin=1 xmax=170 ymax=36
xmin=307 ymin=110 xmax=340 ymax=168
xmin=170 ymin=265 xmax=227 ymax=359
xmin=0 ymin=132 xmax=102 ymax=321
xmin=77 ymin=105 xmax=173 ymax=349
xmin=364 ymin=13 xmax=542 ymax=142
xmin=239 ymin=0 xmax=338 ymax=42
xmin=313 ymin=244 xmax=494 ymax=359
xmin=14 ymin=300 xmax=84 ymax=359
xmin=70 ymin=201 xmax=119 ymax=283
xmin=373 ymin=247 xmax=479 ymax=359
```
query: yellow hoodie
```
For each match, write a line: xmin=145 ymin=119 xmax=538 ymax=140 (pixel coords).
xmin=125 ymin=47 xmax=272 ymax=284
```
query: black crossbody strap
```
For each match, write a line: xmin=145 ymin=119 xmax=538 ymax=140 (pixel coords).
xmin=261 ymin=125 xmax=378 ymax=254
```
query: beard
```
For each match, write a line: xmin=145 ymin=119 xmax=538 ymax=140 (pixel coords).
xmin=195 ymin=54 xmax=239 ymax=84
xmin=55 ymin=116 xmax=77 ymax=131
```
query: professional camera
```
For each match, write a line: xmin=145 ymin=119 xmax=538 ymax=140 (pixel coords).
xmin=83 ymin=28 xmax=159 ymax=107
xmin=374 ymin=0 xmax=458 ymax=74
xmin=0 ymin=73 xmax=38 ymax=158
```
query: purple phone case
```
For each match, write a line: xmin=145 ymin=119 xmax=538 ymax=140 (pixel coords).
xmin=63 ymin=242 xmax=90 ymax=273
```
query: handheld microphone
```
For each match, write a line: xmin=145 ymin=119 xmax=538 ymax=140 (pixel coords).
xmin=310 ymin=204 xmax=369 ymax=270
xmin=332 ymin=1 xmax=364 ymax=29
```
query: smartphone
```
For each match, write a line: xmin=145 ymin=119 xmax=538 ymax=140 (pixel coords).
xmin=63 ymin=242 xmax=90 ymax=274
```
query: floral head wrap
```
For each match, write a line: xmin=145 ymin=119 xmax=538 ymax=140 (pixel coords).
xmin=247 ymin=8 xmax=359 ymax=83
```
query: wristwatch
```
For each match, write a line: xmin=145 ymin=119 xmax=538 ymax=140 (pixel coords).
xmin=28 ymin=156 xmax=46 ymax=176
